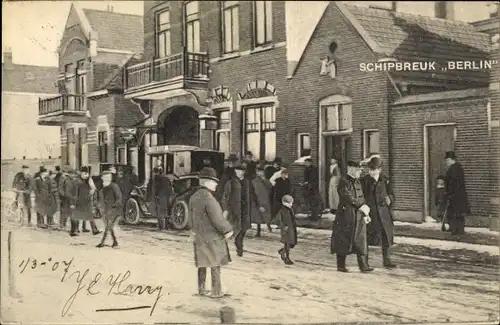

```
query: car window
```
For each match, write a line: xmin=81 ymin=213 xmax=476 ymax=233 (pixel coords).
xmin=173 ymin=177 xmax=199 ymax=193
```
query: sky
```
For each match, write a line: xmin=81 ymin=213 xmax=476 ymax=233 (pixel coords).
xmin=2 ymin=1 xmax=496 ymax=67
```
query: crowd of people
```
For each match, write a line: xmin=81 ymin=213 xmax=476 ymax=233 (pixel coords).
xmin=12 ymin=149 xmax=469 ymax=299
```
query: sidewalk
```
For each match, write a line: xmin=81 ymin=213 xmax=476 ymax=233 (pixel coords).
xmin=295 ymin=212 xmax=499 ymax=246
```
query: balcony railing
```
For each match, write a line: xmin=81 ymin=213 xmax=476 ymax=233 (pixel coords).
xmin=39 ymin=94 xmax=86 ymax=116
xmin=125 ymin=51 xmax=209 ymax=90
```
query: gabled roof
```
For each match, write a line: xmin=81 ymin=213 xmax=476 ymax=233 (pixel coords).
xmin=2 ymin=63 xmax=58 ymax=93
xmin=288 ymin=3 xmax=490 ymax=78
xmin=82 ymin=9 xmax=143 ymax=54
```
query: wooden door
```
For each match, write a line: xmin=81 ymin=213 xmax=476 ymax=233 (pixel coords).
xmin=427 ymin=125 xmax=456 ymax=216
xmin=324 ymin=135 xmax=348 ymax=201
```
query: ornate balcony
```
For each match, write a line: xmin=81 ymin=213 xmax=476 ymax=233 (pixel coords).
xmin=38 ymin=94 xmax=88 ymax=126
xmin=123 ymin=51 xmax=209 ymax=100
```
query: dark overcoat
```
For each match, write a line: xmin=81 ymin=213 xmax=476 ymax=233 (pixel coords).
xmin=221 ymin=175 xmax=271 ymax=234
xmin=188 ymin=187 xmax=233 ymax=268
xmin=444 ymin=162 xmax=470 ymax=216
xmin=147 ymin=175 xmax=174 ymax=216
xmin=304 ymin=165 xmax=323 ymax=209
xmin=215 ymin=166 xmax=235 ymax=201
xmin=34 ymin=177 xmax=58 ymax=216
xmin=330 ymin=175 xmax=368 ymax=255
xmin=59 ymin=174 xmax=74 ymax=215
xmin=277 ymin=205 xmax=297 ymax=246
xmin=360 ymin=174 xmax=394 ymax=247
xmin=97 ymin=183 xmax=123 ymax=222
xmin=70 ymin=177 xmax=95 ymax=221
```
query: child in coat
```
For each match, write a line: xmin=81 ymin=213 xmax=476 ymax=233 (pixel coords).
xmin=277 ymin=195 xmax=297 ymax=265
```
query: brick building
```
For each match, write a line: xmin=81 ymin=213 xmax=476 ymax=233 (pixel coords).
xmin=2 ymin=49 xmax=60 ymax=160
xmin=125 ymin=1 xmax=495 ymax=223
xmin=37 ymin=4 xmax=144 ymax=174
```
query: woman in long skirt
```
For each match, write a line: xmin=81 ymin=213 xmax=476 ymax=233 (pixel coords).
xmin=328 ymin=158 xmax=341 ymax=214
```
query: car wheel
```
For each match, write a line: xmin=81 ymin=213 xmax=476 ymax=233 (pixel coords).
xmin=170 ymin=200 xmax=189 ymax=230
xmin=124 ymin=198 xmax=141 ymax=225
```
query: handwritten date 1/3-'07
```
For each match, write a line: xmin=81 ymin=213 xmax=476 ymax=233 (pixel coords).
xmin=19 ymin=257 xmax=73 ymax=274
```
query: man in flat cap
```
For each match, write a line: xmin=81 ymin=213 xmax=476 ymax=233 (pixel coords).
xmin=444 ymin=151 xmax=470 ymax=235
xmin=188 ymin=167 xmax=233 ymax=298
xmin=331 ymin=160 xmax=373 ymax=272
xmin=12 ymin=165 xmax=34 ymax=226
xmin=360 ymin=157 xmax=397 ymax=269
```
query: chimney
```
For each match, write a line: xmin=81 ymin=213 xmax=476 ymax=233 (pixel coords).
xmin=3 ymin=47 xmax=13 ymax=66
xmin=391 ymin=1 xmax=397 ymax=12
xmin=107 ymin=5 xmax=114 ymax=12
xmin=435 ymin=1 xmax=454 ymax=20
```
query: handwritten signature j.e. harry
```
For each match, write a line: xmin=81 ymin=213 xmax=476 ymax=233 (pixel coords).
xmin=18 ymin=257 xmax=164 ymax=317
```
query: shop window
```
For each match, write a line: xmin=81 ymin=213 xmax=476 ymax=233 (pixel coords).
xmin=244 ymin=104 xmax=276 ymax=162
xmin=297 ymin=133 xmax=311 ymax=158
xmin=363 ymin=129 xmax=380 ymax=158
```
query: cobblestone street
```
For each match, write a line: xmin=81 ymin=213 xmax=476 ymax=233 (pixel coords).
xmin=1 ymin=223 xmax=498 ymax=324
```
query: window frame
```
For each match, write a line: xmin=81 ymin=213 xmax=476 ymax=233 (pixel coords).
xmin=323 ymin=103 xmax=352 ymax=132
xmin=253 ymin=0 xmax=273 ymax=47
xmin=98 ymin=131 xmax=109 ymax=163
xmin=214 ymin=108 xmax=231 ymax=156
xmin=243 ymin=103 xmax=276 ymax=162
xmin=297 ymin=132 xmax=311 ymax=159
xmin=156 ymin=9 xmax=172 ymax=58
xmin=362 ymin=129 xmax=380 ymax=159
xmin=185 ymin=1 xmax=200 ymax=53
xmin=221 ymin=1 xmax=240 ymax=54
xmin=116 ymin=145 xmax=127 ymax=164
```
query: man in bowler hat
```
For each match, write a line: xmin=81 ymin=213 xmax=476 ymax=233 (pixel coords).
xmin=360 ymin=157 xmax=397 ymax=269
xmin=215 ymin=153 xmax=238 ymax=201
xmin=444 ymin=151 xmax=470 ymax=235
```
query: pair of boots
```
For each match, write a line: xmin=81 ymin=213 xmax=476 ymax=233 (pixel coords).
xmin=336 ymin=254 xmax=374 ymax=273
xmin=197 ymin=267 xmax=224 ymax=298
xmin=278 ymin=247 xmax=294 ymax=265
xmin=382 ymin=246 xmax=397 ymax=269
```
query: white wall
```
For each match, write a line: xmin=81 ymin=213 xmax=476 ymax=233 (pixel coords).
xmin=1 ymin=92 xmax=61 ymax=159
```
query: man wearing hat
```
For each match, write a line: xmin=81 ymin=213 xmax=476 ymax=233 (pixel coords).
xmin=96 ymin=171 xmax=123 ymax=248
xmin=302 ymin=158 xmax=322 ymax=221
xmin=243 ymin=151 xmax=257 ymax=178
xmin=70 ymin=166 xmax=101 ymax=236
xmin=215 ymin=153 xmax=238 ymax=201
xmin=444 ymin=151 xmax=470 ymax=235
xmin=265 ymin=158 xmax=283 ymax=180
xmin=12 ymin=165 xmax=34 ymax=226
xmin=147 ymin=166 xmax=174 ymax=231
xmin=188 ymin=167 xmax=233 ymax=298
xmin=360 ymin=157 xmax=397 ymax=269
xmin=34 ymin=167 xmax=58 ymax=229
xmin=331 ymin=160 xmax=373 ymax=272
xmin=58 ymin=166 xmax=74 ymax=230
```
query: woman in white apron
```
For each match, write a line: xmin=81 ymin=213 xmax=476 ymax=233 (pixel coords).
xmin=328 ymin=158 xmax=341 ymax=214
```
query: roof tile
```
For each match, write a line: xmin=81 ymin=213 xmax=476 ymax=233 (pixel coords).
xmin=82 ymin=9 xmax=143 ymax=54
xmin=2 ymin=63 xmax=58 ymax=93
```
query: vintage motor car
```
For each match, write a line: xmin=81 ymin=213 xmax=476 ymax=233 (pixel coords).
xmin=122 ymin=145 xmax=224 ymax=229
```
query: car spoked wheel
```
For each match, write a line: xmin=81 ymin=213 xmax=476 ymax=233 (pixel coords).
xmin=124 ymin=198 xmax=140 ymax=225
xmin=170 ymin=201 xmax=189 ymax=230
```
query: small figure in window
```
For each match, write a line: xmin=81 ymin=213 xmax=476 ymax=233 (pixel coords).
xmin=320 ymin=56 xmax=337 ymax=79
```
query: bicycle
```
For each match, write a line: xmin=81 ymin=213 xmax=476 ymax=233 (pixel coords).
xmin=1 ymin=190 xmax=28 ymax=227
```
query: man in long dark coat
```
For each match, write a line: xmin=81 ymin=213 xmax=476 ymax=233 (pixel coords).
xmin=444 ymin=151 xmax=470 ymax=235
xmin=34 ymin=167 xmax=58 ymax=229
xmin=58 ymin=166 xmax=74 ymax=230
xmin=12 ymin=165 xmax=34 ymax=226
xmin=265 ymin=157 xmax=283 ymax=222
xmin=360 ymin=157 xmax=397 ymax=269
xmin=221 ymin=162 xmax=269 ymax=256
xmin=273 ymin=168 xmax=293 ymax=218
xmin=147 ymin=167 xmax=174 ymax=231
xmin=331 ymin=161 xmax=373 ymax=273
xmin=302 ymin=158 xmax=322 ymax=221
xmin=215 ymin=153 xmax=238 ymax=201
xmin=70 ymin=166 xmax=101 ymax=236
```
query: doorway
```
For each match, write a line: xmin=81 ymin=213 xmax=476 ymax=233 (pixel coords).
xmin=323 ymin=135 xmax=351 ymax=202
xmin=425 ymin=124 xmax=456 ymax=217
xmin=157 ymin=106 xmax=200 ymax=147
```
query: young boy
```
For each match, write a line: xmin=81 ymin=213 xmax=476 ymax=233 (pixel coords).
xmin=277 ymin=195 xmax=297 ymax=265
xmin=435 ymin=175 xmax=447 ymax=222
